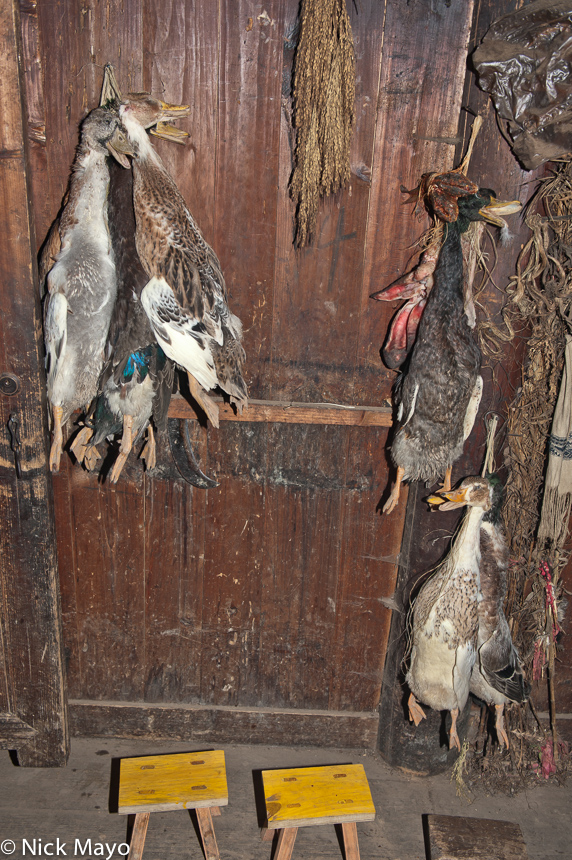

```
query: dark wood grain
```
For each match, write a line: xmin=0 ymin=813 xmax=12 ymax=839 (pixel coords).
xmin=357 ymin=0 xmax=476 ymax=405
xmin=68 ymin=699 xmax=380 ymax=749
xmin=214 ymin=0 xmax=285 ymax=400
xmin=168 ymin=395 xmax=392 ymax=425
xmin=0 ymin=0 xmax=68 ymax=766
xmin=426 ymin=814 xmax=529 ymax=860
xmin=11 ymin=0 xmax=562 ymax=758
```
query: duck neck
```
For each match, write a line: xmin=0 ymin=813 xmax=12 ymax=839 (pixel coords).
xmin=121 ymin=113 xmax=164 ymax=170
xmin=432 ymin=222 xmax=464 ymax=305
xmin=449 ymin=503 xmax=486 ymax=574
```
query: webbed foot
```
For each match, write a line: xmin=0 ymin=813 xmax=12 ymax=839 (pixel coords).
xmin=408 ymin=693 xmax=426 ymax=726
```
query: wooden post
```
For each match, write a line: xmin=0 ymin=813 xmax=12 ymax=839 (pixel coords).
xmin=0 ymin=0 xmax=68 ymax=766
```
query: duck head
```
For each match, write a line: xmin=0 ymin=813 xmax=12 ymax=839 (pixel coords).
xmin=456 ymin=189 xmax=521 ymax=234
xmin=120 ymin=94 xmax=191 ymax=144
xmin=427 ymin=476 xmax=494 ymax=511
xmin=80 ymin=108 xmax=134 ymax=168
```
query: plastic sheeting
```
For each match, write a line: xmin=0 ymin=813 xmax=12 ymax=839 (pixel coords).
xmin=473 ymin=1 xmax=572 ymax=169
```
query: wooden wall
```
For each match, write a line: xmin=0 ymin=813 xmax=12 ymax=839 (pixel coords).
xmin=11 ymin=0 xmax=559 ymax=750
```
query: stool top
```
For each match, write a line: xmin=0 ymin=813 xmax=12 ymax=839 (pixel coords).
xmin=118 ymin=750 xmax=228 ymax=814
xmin=262 ymin=764 xmax=375 ymax=829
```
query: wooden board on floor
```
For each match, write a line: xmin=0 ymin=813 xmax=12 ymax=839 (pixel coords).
xmin=426 ymin=814 xmax=529 ymax=860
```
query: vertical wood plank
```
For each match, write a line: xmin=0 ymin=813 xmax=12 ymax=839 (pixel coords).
xmin=68 ymin=469 xmax=147 ymax=700
xmin=214 ymin=0 xmax=285 ymax=399
xmin=199 ymin=424 xmax=266 ymax=706
xmin=329 ymin=426 xmax=406 ymax=711
xmin=142 ymin=0 xmax=217 ymax=238
xmin=0 ymin=0 xmax=68 ymax=765
xmin=357 ymin=0 xmax=476 ymax=404
xmin=143 ymin=473 xmax=205 ymax=703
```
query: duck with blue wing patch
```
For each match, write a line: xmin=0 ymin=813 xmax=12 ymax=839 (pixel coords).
xmin=72 ymin=150 xmax=176 ymax=482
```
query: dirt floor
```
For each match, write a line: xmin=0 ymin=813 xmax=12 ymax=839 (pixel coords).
xmin=0 ymin=736 xmax=570 ymax=859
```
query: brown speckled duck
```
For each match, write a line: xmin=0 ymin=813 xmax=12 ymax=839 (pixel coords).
xmin=117 ymin=96 xmax=248 ymax=428
xmin=406 ymin=476 xmax=495 ymax=751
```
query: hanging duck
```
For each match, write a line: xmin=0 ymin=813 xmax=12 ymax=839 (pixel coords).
xmin=370 ymin=172 xmax=480 ymax=369
xmin=117 ymin=95 xmax=248 ymax=429
xmin=76 ymin=151 xmax=176 ymax=482
xmin=382 ymin=187 xmax=521 ymax=515
xmin=43 ymin=107 xmax=133 ymax=471
xmin=406 ymin=475 xmax=495 ymax=751
xmin=468 ymin=474 xmax=530 ymax=748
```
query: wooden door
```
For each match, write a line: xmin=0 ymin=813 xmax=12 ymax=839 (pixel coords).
xmin=0 ymin=0 xmax=68 ymax=766
xmin=14 ymin=0 xmax=480 ymax=751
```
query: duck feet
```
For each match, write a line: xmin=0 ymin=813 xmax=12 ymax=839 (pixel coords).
xmin=408 ymin=693 xmax=426 ymax=726
xmin=83 ymin=444 xmax=101 ymax=472
xmin=439 ymin=465 xmax=453 ymax=494
xmin=188 ymin=372 xmax=220 ymax=429
xmin=449 ymin=707 xmax=461 ymax=752
xmin=70 ymin=425 xmax=94 ymax=465
xmin=383 ymin=466 xmax=404 ymax=515
xmin=494 ymin=704 xmax=509 ymax=750
xmin=141 ymin=424 xmax=156 ymax=471
xmin=49 ymin=405 xmax=64 ymax=472
xmin=109 ymin=415 xmax=133 ymax=483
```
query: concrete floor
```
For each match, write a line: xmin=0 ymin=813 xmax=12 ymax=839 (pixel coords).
xmin=0 ymin=737 xmax=570 ymax=859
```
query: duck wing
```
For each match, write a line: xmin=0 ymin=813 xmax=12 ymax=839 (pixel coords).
xmin=133 ymin=163 xmax=226 ymax=335
xmin=478 ymin=619 xmax=530 ymax=703
xmin=477 ymin=521 xmax=530 ymax=703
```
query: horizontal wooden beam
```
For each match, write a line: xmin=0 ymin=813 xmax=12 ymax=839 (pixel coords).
xmin=68 ymin=700 xmax=380 ymax=749
xmin=167 ymin=395 xmax=392 ymax=427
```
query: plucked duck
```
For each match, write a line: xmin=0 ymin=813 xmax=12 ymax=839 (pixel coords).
xmin=406 ymin=476 xmax=495 ymax=751
xmin=117 ymin=96 xmax=248 ymax=428
xmin=382 ymin=189 xmax=520 ymax=515
xmin=469 ymin=475 xmax=530 ymax=748
xmin=43 ymin=108 xmax=132 ymax=471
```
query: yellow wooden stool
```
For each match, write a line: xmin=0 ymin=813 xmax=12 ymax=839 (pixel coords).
xmin=118 ymin=750 xmax=228 ymax=860
xmin=261 ymin=763 xmax=376 ymax=860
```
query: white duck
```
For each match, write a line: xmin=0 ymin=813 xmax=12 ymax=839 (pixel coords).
xmin=406 ymin=476 xmax=495 ymax=751
xmin=43 ymin=107 xmax=132 ymax=470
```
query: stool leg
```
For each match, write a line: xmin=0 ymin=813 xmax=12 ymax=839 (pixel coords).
xmin=341 ymin=822 xmax=360 ymax=860
xmin=275 ymin=827 xmax=297 ymax=860
xmin=128 ymin=812 xmax=150 ymax=860
xmin=196 ymin=807 xmax=221 ymax=860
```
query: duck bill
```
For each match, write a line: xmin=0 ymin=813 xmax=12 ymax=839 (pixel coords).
xmin=157 ymin=100 xmax=191 ymax=120
xmin=427 ymin=486 xmax=470 ymax=511
xmin=479 ymin=198 xmax=521 ymax=228
xmin=150 ymin=121 xmax=190 ymax=145
xmin=106 ymin=129 xmax=135 ymax=169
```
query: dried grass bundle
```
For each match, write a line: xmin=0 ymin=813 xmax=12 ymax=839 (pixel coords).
xmin=491 ymin=162 xmax=572 ymax=772
xmin=290 ymin=0 xmax=355 ymax=247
